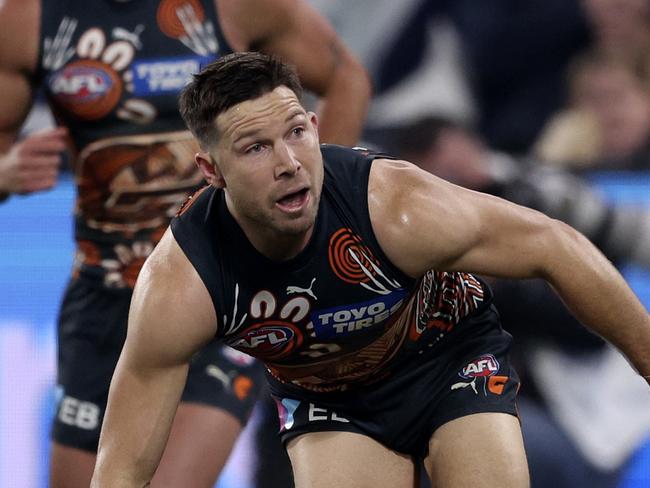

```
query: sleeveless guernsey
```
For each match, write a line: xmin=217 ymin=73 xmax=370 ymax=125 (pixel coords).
xmin=36 ymin=0 xmax=232 ymax=288
xmin=171 ymin=145 xmax=489 ymax=393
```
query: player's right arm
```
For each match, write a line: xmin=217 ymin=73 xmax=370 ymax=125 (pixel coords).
xmin=0 ymin=0 xmax=67 ymax=198
xmin=91 ymin=229 xmax=218 ymax=487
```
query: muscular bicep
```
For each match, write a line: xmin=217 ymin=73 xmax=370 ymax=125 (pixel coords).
xmin=0 ymin=0 xmax=39 ymax=151
xmin=222 ymin=0 xmax=350 ymax=95
xmin=124 ymin=230 xmax=218 ymax=371
xmin=370 ymin=159 xmax=555 ymax=279
xmin=255 ymin=4 xmax=347 ymax=96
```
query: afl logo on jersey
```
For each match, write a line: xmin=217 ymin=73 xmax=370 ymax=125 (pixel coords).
xmin=229 ymin=322 xmax=303 ymax=361
xmin=48 ymin=60 xmax=122 ymax=120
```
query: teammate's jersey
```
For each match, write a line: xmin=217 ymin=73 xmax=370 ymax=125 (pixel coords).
xmin=171 ymin=145 xmax=488 ymax=392
xmin=36 ymin=0 xmax=232 ymax=288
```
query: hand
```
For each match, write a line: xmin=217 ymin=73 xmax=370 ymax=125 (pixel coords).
xmin=0 ymin=127 xmax=68 ymax=195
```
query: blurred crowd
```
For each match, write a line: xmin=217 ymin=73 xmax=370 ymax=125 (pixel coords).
xmin=12 ymin=0 xmax=650 ymax=487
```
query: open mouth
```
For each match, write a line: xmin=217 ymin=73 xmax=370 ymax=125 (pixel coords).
xmin=276 ymin=188 xmax=309 ymax=212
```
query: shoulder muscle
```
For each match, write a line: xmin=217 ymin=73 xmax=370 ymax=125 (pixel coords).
xmin=127 ymin=229 xmax=218 ymax=368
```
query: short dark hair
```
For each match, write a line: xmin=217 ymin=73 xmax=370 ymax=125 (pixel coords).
xmin=179 ymin=52 xmax=303 ymax=148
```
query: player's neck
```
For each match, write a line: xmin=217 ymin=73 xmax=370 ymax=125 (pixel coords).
xmin=238 ymin=220 xmax=315 ymax=262
xmin=253 ymin=228 xmax=315 ymax=262
xmin=225 ymin=195 xmax=315 ymax=262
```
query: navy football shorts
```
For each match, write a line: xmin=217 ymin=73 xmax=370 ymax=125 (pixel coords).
xmin=268 ymin=303 xmax=520 ymax=458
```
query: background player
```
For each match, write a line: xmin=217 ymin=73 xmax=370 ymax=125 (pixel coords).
xmin=0 ymin=1 xmax=370 ymax=487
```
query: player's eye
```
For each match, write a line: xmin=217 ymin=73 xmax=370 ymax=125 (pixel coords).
xmin=246 ymin=143 xmax=263 ymax=154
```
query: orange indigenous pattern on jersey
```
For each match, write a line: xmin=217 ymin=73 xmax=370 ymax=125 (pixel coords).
xmin=157 ymin=0 xmax=206 ymax=38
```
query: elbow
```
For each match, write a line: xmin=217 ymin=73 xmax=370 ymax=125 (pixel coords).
xmin=536 ymin=217 xmax=596 ymax=279
xmin=335 ymin=52 xmax=374 ymax=102
xmin=317 ymin=55 xmax=373 ymax=145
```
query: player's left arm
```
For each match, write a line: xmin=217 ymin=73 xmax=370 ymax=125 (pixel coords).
xmin=369 ymin=158 xmax=650 ymax=384
xmin=220 ymin=0 xmax=371 ymax=145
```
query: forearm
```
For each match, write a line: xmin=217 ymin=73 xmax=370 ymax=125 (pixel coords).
xmin=315 ymin=55 xmax=371 ymax=146
xmin=543 ymin=222 xmax=650 ymax=377
xmin=91 ymin=362 xmax=188 ymax=487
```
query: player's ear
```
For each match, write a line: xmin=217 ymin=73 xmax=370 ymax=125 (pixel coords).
xmin=308 ymin=111 xmax=319 ymax=134
xmin=195 ymin=152 xmax=225 ymax=188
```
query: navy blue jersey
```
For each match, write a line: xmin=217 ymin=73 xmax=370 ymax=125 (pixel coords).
xmin=37 ymin=0 xmax=232 ymax=288
xmin=172 ymin=145 xmax=489 ymax=392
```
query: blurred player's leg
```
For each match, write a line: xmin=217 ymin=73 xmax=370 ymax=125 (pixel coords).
xmin=50 ymin=443 xmax=95 ymax=488
xmin=152 ymin=344 xmax=264 ymax=486
xmin=49 ymin=280 xmax=127 ymax=488
xmin=152 ymin=403 xmax=242 ymax=487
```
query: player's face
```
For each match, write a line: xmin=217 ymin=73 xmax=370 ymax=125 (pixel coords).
xmin=211 ymin=86 xmax=324 ymax=258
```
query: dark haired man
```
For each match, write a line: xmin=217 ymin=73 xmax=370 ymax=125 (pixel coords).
xmin=93 ymin=52 xmax=650 ymax=488
xmin=0 ymin=1 xmax=370 ymax=487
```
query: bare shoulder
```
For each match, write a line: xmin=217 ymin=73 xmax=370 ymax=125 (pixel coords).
xmin=367 ymin=158 xmax=482 ymax=277
xmin=368 ymin=157 xmax=456 ymax=226
xmin=0 ymin=0 xmax=40 ymax=71
xmin=368 ymin=158 xmax=425 ymax=195
xmin=130 ymin=229 xmax=218 ymax=353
